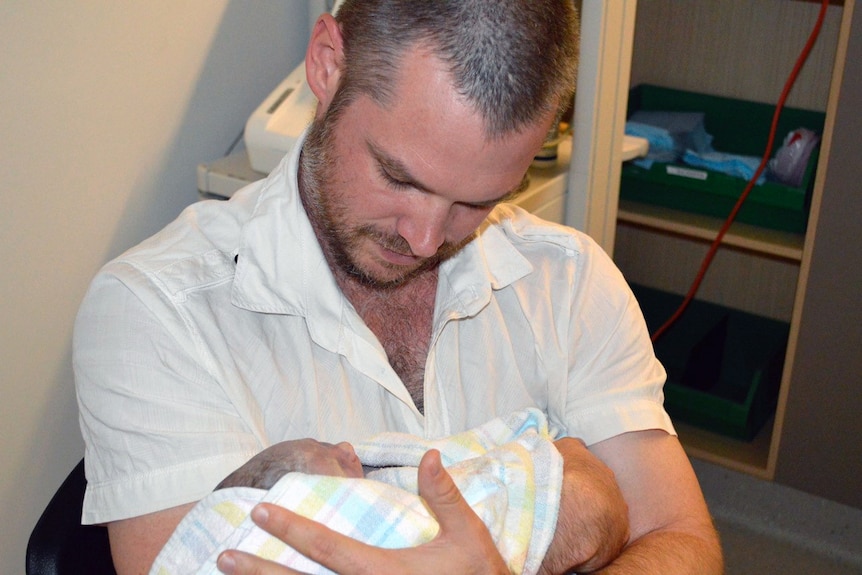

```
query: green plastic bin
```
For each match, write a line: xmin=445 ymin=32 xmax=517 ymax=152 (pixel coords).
xmin=621 ymin=85 xmax=826 ymax=233
xmin=632 ymin=284 xmax=789 ymax=441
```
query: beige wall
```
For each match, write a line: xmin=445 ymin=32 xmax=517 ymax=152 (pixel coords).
xmin=0 ymin=2 xmax=309 ymax=571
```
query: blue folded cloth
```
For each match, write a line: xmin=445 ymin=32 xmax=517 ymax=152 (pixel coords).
xmin=682 ymin=150 xmax=766 ymax=185
xmin=624 ymin=121 xmax=677 ymax=164
xmin=625 ymin=110 xmax=714 ymax=169
xmin=625 ymin=110 xmax=768 ymax=184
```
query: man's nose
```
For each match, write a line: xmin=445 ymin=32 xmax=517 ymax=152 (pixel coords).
xmin=397 ymin=198 xmax=449 ymax=258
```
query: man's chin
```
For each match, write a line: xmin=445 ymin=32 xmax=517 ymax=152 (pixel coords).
xmin=339 ymin=233 xmax=475 ymax=290
xmin=348 ymin=261 xmax=431 ymax=290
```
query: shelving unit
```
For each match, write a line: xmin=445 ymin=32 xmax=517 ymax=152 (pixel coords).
xmin=608 ymin=0 xmax=854 ymax=482
xmin=617 ymin=200 xmax=805 ymax=261
xmin=617 ymin=210 xmax=794 ymax=477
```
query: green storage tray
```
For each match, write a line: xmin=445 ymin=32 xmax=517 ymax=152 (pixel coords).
xmin=632 ymin=284 xmax=789 ymax=441
xmin=621 ymin=85 xmax=826 ymax=233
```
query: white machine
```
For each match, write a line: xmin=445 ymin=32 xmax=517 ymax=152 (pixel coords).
xmin=244 ymin=0 xmax=344 ymax=174
xmin=244 ymin=62 xmax=316 ymax=174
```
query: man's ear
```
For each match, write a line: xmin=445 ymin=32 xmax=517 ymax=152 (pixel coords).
xmin=305 ymin=14 xmax=344 ymax=117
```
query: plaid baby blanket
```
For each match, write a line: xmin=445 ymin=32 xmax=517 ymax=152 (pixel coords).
xmin=150 ymin=408 xmax=563 ymax=575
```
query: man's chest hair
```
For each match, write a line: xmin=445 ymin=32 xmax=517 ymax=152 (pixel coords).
xmin=350 ymin=275 xmax=437 ymax=412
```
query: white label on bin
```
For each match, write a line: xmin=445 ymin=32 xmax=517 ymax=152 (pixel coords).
xmin=667 ymin=166 xmax=708 ymax=181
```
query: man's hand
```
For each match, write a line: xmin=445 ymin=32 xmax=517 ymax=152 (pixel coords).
xmin=215 ymin=449 xmax=510 ymax=575
xmin=539 ymin=438 xmax=630 ymax=574
xmin=216 ymin=439 xmax=364 ymax=490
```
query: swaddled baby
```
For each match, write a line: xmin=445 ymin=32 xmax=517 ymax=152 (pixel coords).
xmin=150 ymin=409 xmax=566 ymax=575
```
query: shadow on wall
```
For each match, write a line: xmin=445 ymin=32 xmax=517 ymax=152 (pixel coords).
xmin=16 ymin=0 xmax=310 ymax=568
xmin=107 ymin=0 xmax=312 ymax=265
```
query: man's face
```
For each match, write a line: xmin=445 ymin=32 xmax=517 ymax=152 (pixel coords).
xmin=300 ymin=46 xmax=553 ymax=289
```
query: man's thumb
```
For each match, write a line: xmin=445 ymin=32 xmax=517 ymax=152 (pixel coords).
xmin=417 ymin=449 xmax=473 ymax=531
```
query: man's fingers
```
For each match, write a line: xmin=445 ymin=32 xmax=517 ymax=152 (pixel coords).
xmin=416 ymin=449 xmax=463 ymax=507
xmin=417 ymin=449 xmax=510 ymax=574
xmin=217 ymin=549 xmax=306 ymax=575
xmin=248 ymin=503 xmax=382 ymax=575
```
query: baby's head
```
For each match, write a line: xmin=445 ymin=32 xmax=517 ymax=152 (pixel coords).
xmin=216 ymin=439 xmax=365 ymax=491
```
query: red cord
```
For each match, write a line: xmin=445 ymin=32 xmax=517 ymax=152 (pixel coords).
xmin=650 ymin=0 xmax=830 ymax=343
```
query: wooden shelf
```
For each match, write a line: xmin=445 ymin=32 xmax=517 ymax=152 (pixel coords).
xmin=620 ymin=0 xmax=853 ymax=496
xmin=675 ymin=419 xmax=774 ymax=480
xmin=617 ymin=199 xmax=805 ymax=261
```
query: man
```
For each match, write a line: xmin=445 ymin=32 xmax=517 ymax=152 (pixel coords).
xmin=74 ymin=1 xmax=723 ymax=573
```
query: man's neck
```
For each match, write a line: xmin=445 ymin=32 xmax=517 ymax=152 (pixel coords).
xmin=334 ymin=265 xmax=439 ymax=316
xmin=337 ymin=265 xmax=439 ymax=415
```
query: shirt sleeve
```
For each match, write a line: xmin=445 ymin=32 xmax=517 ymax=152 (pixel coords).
xmin=560 ymin=239 xmax=675 ymax=446
xmin=73 ymin=264 xmax=261 ymax=524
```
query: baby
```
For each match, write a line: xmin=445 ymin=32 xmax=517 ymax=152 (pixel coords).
xmin=150 ymin=410 xmax=595 ymax=575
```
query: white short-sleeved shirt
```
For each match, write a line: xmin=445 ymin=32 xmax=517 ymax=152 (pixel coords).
xmin=74 ymin=135 xmax=673 ymax=524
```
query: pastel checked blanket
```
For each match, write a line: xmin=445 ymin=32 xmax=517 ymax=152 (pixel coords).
xmin=150 ymin=408 xmax=563 ymax=575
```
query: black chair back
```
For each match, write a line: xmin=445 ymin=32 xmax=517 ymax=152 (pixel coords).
xmin=26 ymin=459 xmax=116 ymax=575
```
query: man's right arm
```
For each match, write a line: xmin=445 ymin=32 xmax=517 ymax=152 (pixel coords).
xmin=108 ymin=503 xmax=196 ymax=575
xmin=74 ymin=270 xmax=256 ymax=575
xmin=108 ymin=439 xmax=365 ymax=574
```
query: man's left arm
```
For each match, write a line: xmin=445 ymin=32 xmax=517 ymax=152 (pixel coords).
xmin=588 ymin=428 xmax=723 ymax=574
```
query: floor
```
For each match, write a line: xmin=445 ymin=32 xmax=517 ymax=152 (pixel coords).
xmin=691 ymin=459 xmax=862 ymax=574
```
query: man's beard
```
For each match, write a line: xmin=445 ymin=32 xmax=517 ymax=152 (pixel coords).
xmin=298 ymin=112 xmax=475 ymax=290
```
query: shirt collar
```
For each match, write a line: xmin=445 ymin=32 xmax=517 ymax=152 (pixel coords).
xmin=436 ymin=209 xmax=534 ymax=319
xmin=230 ymin=130 xmax=344 ymax=324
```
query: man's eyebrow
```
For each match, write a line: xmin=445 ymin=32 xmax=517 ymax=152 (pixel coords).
xmin=368 ymin=140 xmax=531 ymax=207
xmin=473 ymin=175 xmax=531 ymax=207
xmin=369 ymin=141 xmax=432 ymax=193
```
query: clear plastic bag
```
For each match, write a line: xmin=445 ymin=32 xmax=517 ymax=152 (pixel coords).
xmin=769 ymin=128 xmax=820 ymax=187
